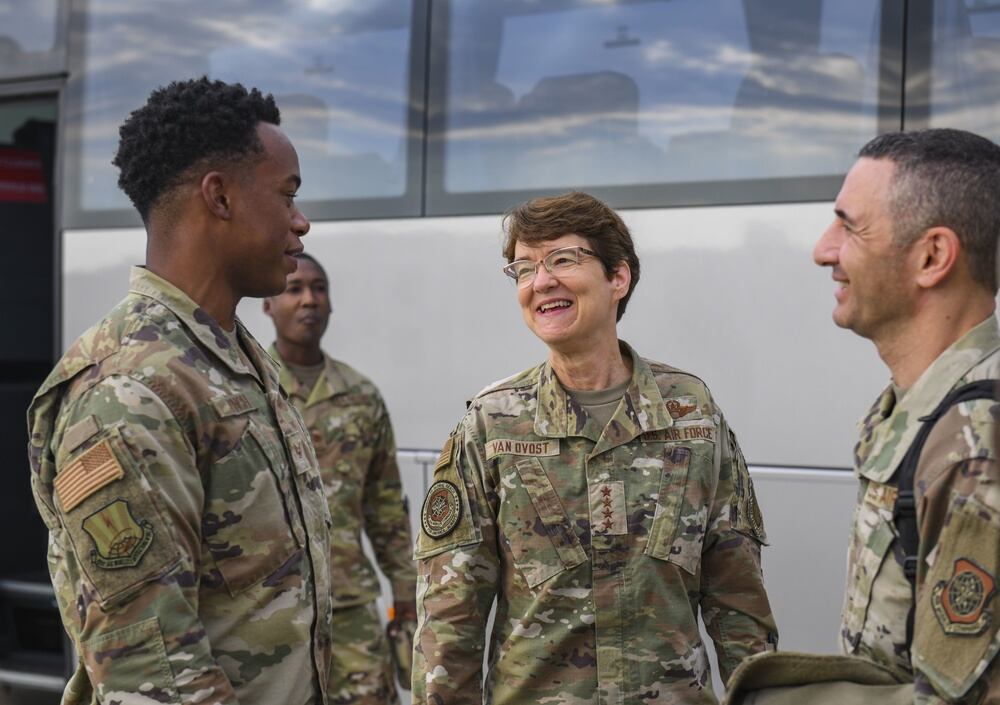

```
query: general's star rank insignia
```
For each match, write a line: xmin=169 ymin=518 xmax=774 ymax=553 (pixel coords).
xmin=421 ymin=480 xmax=462 ymax=539
xmin=932 ymin=557 xmax=996 ymax=636
xmin=588 ymin=480 xmax=627 ymax=535
xmin=82 ymin=499 xmax=154 ymax=569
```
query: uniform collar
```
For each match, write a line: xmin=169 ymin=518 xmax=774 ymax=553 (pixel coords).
xmin=533 ymin=341 xmax=674 ymax=453
xmin=269 ymin=344 xmax=349 ymax=407
xmin=129 ymin=266 xmax=255 ymax=378
xmin=855 ymin=314 xmax=1000 ymax=483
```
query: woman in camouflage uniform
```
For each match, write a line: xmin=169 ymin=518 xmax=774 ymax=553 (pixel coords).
xmin=411 ymin=191 xmax=778 ymax=705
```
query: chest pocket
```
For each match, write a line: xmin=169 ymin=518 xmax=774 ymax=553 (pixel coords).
xmin=322 ymin=403 xmax=374 ymax=478
xmin=644 ymin=445 xmax=710 ymax=575
xmin=499 ymin=458 xmax=586 ymax=589
xmin=841 ymin=486 xmax=897 ymax=652
xmin=203 ymin=415 xmax=299 ymax=595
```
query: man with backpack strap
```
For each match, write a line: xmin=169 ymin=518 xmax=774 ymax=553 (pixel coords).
xmin=726 ymin=129 xmax=1000 ymax=703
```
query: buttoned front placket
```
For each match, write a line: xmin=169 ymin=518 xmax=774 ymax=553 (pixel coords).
xmin=587 ymin=446 xmax=629 ymax=705
xmin=533 ymin=345 xmax=674 ymax=705
xmin=249 ymin=336 xmax=333 ymax=702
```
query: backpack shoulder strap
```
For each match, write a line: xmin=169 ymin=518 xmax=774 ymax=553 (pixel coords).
xmin=893 ymin=379 xmax=997 ymax=646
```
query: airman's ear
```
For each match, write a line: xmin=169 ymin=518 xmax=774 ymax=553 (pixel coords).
xmin=262 ymin=297 xmax=272 ymax=316
xmin=914 ymin=227 xmax=960 ymax=289
xmin=201 ymin=171 xmax=232 ymax=220
xmin=611 ymin=261 xmax=631 ymax=301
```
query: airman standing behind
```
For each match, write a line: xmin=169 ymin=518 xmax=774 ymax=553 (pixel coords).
xmin=265 ymin=253 xmax=417 ymax=704
xmin=27 ymin=78 xmax=334 ymax=704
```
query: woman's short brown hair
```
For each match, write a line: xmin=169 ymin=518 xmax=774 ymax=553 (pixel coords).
xmin=503 ymin=191 xmax=640 ymax=321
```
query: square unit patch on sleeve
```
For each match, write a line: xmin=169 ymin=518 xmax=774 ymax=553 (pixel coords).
xmin=55 ymin=439 xmax=125 ymax=513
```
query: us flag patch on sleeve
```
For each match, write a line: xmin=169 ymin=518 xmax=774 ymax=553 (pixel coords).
xmin=55 ymin=439 xmax=125 ymax=513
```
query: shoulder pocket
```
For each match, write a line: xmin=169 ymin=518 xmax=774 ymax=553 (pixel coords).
xmin=55 ymin=425 xmax=181 ymax=608
xmin=414 ymin=436 xmax=482 ymax=560
xmin=80 ymin=616 xmax=180 ymax=703
xmin=499 ymin=458 xmax=586 ymax=589
xmin=913 ymin=494 xmax=1000 ymax=699
xmin=203 ymin=417 xmax=299 ymax=595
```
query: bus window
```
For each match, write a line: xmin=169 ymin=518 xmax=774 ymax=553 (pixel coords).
xmin=921 ymin=0 xmax=1000 ymax=139
xmin=428 ymin=0 xmax=884 ymax=211
xmin=0 ymin=0 xmax=65 ymax=80
xmin=64 ymin=0 xmax=420 ymax=227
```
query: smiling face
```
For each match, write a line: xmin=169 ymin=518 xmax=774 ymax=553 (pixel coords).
xmin=813 ymin=157 xmax=918 ymax=342
xmin=264 ymin=257 xmax=331 ymax=351
xmin=514 ymin=233 xmax=629 ymax=355
xmin=226 ymin=122 xmax=311 ymax=298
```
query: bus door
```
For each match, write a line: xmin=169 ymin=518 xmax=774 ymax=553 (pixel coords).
xmin=0 ymin=92 xmax=67 ymax=697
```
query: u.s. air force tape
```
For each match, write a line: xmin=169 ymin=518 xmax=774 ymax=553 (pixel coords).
xmin=421 ymin=480 xmax=462 ymax=539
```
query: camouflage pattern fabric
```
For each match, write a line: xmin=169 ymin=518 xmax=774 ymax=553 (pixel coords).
xmin=270 ymin=347 xmax=416 ymax=609
xmin=27 ymin=267 xmax=334 ymax=705
xmin=842 ymin=315 xmax=1000 ymax=704
xmin=328 ymin=602 xmax=399 ymax=705
xmin=412 ymin=343 xmax=777 ymax=705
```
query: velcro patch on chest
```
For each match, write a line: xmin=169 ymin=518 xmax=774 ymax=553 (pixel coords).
xmin=863 ymin=482 xmax=898 ymax=512
xmin=932 ymin=558 xmax=996 ymax=636
xmin=664 ymin=395 xmax=701 ymax=421
xmin=55 ymin=439 xmax=126 ymax=513
xmin=210 ymin=392 xmax=255 ymax=418
xmin=589 ymin=480 xmax=627 ymax=535
xmin=484 ymin=438 xmax=559 ymax=460
xmin=641 ymin=424 xmax=716 ymax=444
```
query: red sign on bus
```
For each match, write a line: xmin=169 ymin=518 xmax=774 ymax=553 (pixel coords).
xmin=0 ymin=147 xmax=47 ymax=203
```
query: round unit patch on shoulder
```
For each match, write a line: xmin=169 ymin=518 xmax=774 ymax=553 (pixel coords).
xmin=932 ymin=557 xmax=996 ymax=636
xmin=422 ymin=480 xmax=462 ymax=539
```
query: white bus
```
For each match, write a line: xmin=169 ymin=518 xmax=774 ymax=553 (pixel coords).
xmin=1 ymin=0 xmax=998 ymax=701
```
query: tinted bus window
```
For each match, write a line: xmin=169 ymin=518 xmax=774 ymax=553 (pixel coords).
xmin=65 ymin=0 xmax=418 ymax=224
xmin=924 ymin=0 xmax=1000 ymax=139
xmin=0 ymin=0 xmax=64 ymax=80
xmin=433 ymin=0 xmax=882 ymax=203
xmin=0 ymin=96 xmax=56 ymax=366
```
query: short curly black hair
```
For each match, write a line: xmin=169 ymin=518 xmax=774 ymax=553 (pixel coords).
xmin=113 ymin=76 xmax=281 ymax=222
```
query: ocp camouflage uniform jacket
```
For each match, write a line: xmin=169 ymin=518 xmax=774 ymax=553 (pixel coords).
xmin=412 ymin=344 xmax=777 ymax=705
xmin=842 ymin=315 xmax=1000 ymax=704
xmin=271 ymin=347 xmax=416 ymax=608
xmin=27 ymin=267 xmax=334 ymax=705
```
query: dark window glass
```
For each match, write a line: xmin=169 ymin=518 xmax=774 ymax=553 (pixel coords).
xmin=0 ymin=96 xmax=58 ymax=580
xmin=924 ymin=0 xmax=1000 ymax=139
xmin=0 ymin=0 xmax=64 ymax=80
xmin=66 ymin=1 xmax=417 ymax=222
xmin=434 ymin=0 xmax=882 ymax=199
xmin=0 ymin=96 xmax=56 ymax=366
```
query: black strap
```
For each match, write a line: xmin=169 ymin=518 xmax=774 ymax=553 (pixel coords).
xmin=892 ymin=379 xmax=998 ymax=648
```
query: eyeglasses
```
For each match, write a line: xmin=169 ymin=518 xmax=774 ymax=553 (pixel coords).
xmin=502 ymin=246 xmax=598 ymax=288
